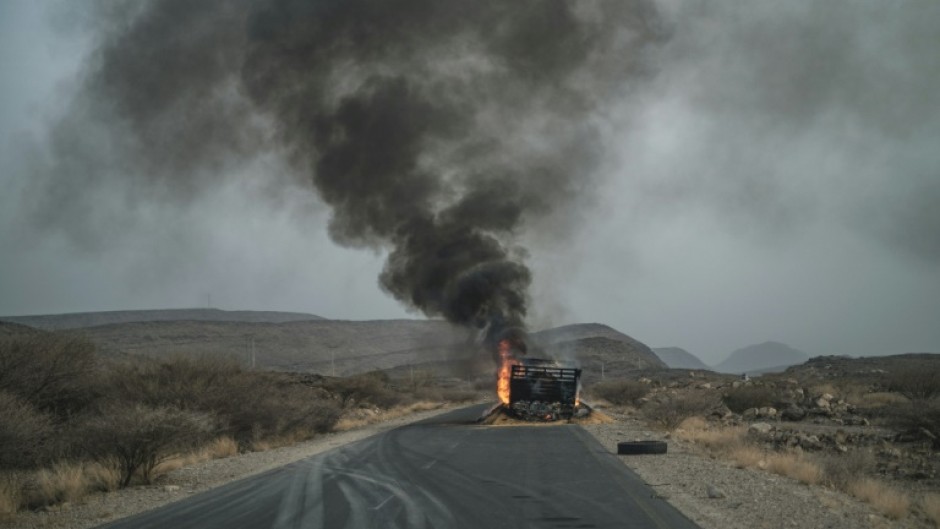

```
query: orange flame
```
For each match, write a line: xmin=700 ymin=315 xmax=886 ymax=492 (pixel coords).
xmin=497 ymin=339 xmax=516 ymax=406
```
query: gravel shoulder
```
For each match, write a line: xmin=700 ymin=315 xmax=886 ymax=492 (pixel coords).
xmin=4 ymin=405 xmax=462 ymax=529
xmin=582 ymin=410 xmax=929 ymax=529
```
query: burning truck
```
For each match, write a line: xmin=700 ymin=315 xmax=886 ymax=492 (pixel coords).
xmin=494 ymin=337 xmax=583 ymax=421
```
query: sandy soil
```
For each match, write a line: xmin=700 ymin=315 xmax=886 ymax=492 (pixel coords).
xmin=581 ymin=408 xmax=933 ymax=529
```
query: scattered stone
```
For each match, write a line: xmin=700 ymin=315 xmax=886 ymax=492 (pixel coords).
xmin=749 ymin=422 xmax=774 ymax=436
xmin=706 ymin=484 xmax=726 ymax=499
xmin=781 ymin=406 xmax=806 ymax=421
xmin=163 ymin=485 xmax=181 ymax=492
xmin=757 ymin=407 xmax=777 ymax=419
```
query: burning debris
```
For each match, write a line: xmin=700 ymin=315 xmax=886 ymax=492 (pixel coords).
xmin=489 ymin=335 xmax=586 ymax=422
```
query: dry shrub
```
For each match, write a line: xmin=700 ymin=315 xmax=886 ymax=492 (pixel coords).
xmin=0 ymin=473 xmax=21 ymax=518
xmin=887 ymin=366 xmax=940 ymax=403
xmin=34 ymin=462 xmax=88 ymax=506
xmin=0 ymin=391 xmax=53 ymax=469
xmin=922 ymin=493 xmax=940 ymax=527
xmin=108 ymin=357 xmax=341 ymax=446
xmin=323 ymin=372 xmax=401 ymax=409
xmin=0 ymin=333 xmax=99 ymax=419
xmin=675 ymin=419 xmax=748 ymax=456
xmin=590 ymin=379 xmax=649 ymax=406
xmin=80 ymin=403 xmax=214 ymax=487
xmin=818 ymin=449 xmax=873 ymax=489
xmin=848 ymin=479 xmax=910 ymax=519
xmin=723 ymin=385 xmax=780 ymax=413
xmin=890 ymin=401 xmax=940 ymax=448
xmin=84 ymin=460 xmax=120 ymax=492
xmin=206 ymin=436 xmax=239 ymax=459
xmin=729 ymin=444 xmax=766 ymax=469
xmin=643 ymin=391 xmax=719 ymax=431
xmin=764 ymin=452 xmax=823 ymax=485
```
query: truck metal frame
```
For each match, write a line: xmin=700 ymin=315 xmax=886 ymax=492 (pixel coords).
xmin=508 ymin=359 xmax=581 ymax=421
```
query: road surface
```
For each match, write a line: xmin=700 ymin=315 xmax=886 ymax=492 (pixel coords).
xmin=98 ymin=405 xmax=701 ymax=529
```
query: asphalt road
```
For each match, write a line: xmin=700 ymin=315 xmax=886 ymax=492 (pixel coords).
xmin=98 ymin=405 xmax=701 ymax=529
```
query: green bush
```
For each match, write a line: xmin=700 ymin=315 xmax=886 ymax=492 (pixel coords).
xmin=590 ymin=379 xmax=650 ymax=405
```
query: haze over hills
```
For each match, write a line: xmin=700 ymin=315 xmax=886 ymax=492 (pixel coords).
xmin=713 ymin=341 xmax=811 ymax=375
xmin=0 ymin=309 xmax=324 ymax=331
xmin=2 ymin=311 xmax=665 ymax=379
xmin=653 ymin=347 xmax=710 ymax=370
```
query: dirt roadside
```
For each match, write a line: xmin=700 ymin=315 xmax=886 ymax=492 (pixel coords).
xmin=582 ymin=409 xmax=930 ymax=529
xmin=3 ymin=405 xmax=463 ymax=529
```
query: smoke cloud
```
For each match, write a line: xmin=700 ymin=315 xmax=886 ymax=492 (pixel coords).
xmin=26 ymin=0 xmax=665 ymax=340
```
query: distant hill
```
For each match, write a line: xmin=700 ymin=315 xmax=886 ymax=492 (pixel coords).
xmin=76 ymin=319 xmax=467 ymax=375
xmin=0 ymin=321 xmax=45 ymax=338
xmin=531 ymin=323 xmax=666 ymax=382
xmin=654 ymin=347 xmax=710 ymax=370
xmin=713 ymin=341 xmax=810 ymax=374
xmin=0 ymin=309 xmax=324 ymax=330
xmin=2 ymin=311 xmax=663 ymax=380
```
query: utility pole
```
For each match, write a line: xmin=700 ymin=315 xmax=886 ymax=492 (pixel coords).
xmin=331 ymin=351 xmax=335 ymax=377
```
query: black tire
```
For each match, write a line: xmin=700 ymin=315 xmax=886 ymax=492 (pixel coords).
xmin=617 ymin=440 xmax=667 ymax=455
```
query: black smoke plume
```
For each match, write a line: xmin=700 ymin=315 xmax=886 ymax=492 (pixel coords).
xmin=35 ymin=1 xmax=664 ymax=342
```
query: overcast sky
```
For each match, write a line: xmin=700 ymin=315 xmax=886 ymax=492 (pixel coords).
xmin=1 ymin=1 xmax=938 ymax=365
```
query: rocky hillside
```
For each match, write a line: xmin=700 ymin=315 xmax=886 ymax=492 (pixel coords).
xmin=0 ymin=308 xmax=324 ymax=330
xmin=713 ymin=341 xmax=810 ymax=375
xmin=653 ymin=347 xmax=710 ymax=370
xmin=77 ymin=319 xmax=467 ymax=375
xmin=531 ymin=323 xmax=666 ymax=382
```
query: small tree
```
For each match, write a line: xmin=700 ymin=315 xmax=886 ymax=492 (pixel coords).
xmin=80 ymin=403 xmax=214 ymax=487
xmin=887 ymin=367 xmax=940 ymax=404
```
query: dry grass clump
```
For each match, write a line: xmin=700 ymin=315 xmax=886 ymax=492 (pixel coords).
xmin=675 ymin=417 xmax=747 ymax=454
xmin=28 ymin=459 xmax=121 ymax=509
xmin=84 ymin=460 xmax=121 ymax=492
xmin=854 ymin=391 xmax=907 ymax=409
xmin=922 ymin=493 xmax=940 ymax=527
xmin=34 ymin=462 xmax=87 ymax=505
xmin=728 ymin=444 xmax=766 ymax=469
xmin=848 ymin=478 xmax=910 ymax=519
xmin=0 ymin=473 xmax=21 ymax=518
xmin=764 ymin=452 xmax=823 ymax=485
xmin=818 ymin=449 xmax=872 ymax=489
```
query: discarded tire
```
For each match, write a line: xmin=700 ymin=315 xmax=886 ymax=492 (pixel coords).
xmin=617 ymin=440 xmax=667 ymax=455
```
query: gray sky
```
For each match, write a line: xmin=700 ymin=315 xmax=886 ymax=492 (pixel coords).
xmin=1 ymin=1 xmax=938 ymax=365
